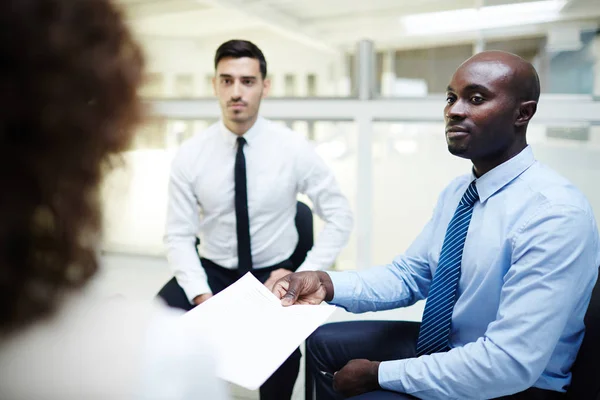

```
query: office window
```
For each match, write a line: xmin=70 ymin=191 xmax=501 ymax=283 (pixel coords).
xmin=284 ymin=74 xmax=296 ymax=96
xmin=376 ymin=51 xmax=384 ymax=95
xmin=485 ymin=33 xmax=597 ymax=94
xmin=307 ymin=74 xmax=317 ymax=97
xmin=484 ymin=37 xmax=543 ymax=62
xmin=174 ymin=73 xmax=194 ymax=98
xmin=394 ymin=45 xmax=473 ymax=94
xmin=132 ymin=117 xmax=167 ymax=149
xmin=205 ymin=74 xmax=214 ymax=96
xmin=139 ymin=72 xmax=164 ymax=98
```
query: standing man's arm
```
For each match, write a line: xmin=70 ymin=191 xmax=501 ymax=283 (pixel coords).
xmin=164 ymin=152 xmax=212 ymax=305
xmin=294 ymin=137 xmax=354 ymax=272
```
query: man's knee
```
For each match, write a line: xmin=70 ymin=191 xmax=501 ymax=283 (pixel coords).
xmin=307 ymin=324 xmax=335 ymax=350
xmin=306 ymin=322 xmax=345 ymax=363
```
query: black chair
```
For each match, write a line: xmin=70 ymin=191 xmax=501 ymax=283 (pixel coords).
xmin=290 ymin=201 xmax=314 ymax=270
xmin=156 ymin=200 xmax=314 ymax=309
xmin=567 ymin=267 xmax=600 ymax=399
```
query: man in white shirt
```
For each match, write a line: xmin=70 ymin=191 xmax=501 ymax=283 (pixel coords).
xmin=162 ymin=39 xmax=353 ymax=400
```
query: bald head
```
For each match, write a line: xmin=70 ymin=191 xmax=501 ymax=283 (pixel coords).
xmin=444 ymin=50 xmax=540 ymax=174
xmin=460 ymin=50 xmax=540 ymax=102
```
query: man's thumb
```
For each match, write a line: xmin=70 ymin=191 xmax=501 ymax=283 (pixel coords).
xmin=281 ymin=284 xmax=300 ymax=306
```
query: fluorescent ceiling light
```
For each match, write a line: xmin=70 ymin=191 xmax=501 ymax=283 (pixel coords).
xmin=400 ymin=0 xmax=567 ymax=35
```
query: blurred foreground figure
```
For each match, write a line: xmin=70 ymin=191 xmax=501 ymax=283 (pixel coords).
xmin=0 ymin=1 xmax=226 ymax=399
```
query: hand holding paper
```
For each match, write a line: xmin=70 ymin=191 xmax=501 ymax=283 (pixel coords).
xmin=180 ymin=273 xmax=335 ymax=390
xmin=271 ymin=270 xmax=335 ymax=306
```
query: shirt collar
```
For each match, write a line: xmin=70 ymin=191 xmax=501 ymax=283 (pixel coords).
xmin=220 ymin=116 xmax=264 ymax=148
xmin=471 ymin=145 xmax=536 ymax=203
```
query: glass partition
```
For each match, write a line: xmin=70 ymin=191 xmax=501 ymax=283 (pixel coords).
xmin=486 ymin=31 xmax=598 ymax=95
xmin=371 ymin=122 xmax=470 ymax=264
xmin=371 ymin=122 xmax=600 ymax=266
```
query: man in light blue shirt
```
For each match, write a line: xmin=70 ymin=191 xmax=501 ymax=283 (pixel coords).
xmin=272 ymin=51 xmax=600 ymax=399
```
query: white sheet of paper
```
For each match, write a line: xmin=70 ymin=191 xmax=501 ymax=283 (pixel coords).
xmin=179 ymin=272 xmax=336 ymax=390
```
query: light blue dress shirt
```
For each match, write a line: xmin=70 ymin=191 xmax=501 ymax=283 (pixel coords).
xmin=328 ymin=146 xmax=600 ymax=399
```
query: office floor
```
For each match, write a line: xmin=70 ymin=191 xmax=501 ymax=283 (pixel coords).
xmin=93 ymin=253 xmax=424 ymax=400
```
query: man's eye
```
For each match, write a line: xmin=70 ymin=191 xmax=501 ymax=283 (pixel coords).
xmin=471 ymin=96 xmax=484 ymax=104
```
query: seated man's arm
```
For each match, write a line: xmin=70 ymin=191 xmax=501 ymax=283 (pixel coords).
xmin=327 ymin=217 xmax=434 ymax=313
xmin=164 ymin=152 xmax=211 ymax=303
xmin=326 ymin=186 xmax=451 ymax=313
xmin=379 ymin=204 xmax=599 ymax=399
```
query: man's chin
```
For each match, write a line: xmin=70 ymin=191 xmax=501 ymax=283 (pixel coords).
xmin=227 ymin=113 xmax=249 ymax=123
xmin=447 ymin=144 xmax=470 ymax=158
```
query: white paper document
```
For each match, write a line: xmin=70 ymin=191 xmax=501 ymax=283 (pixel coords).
xmin=179 ymin=272 xmax=336 ymax=390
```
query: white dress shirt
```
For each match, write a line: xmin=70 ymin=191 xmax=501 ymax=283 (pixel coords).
xmin=164 ymin=117 xmax=353 ymax=301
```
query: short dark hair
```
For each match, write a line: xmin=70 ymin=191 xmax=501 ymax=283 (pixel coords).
xmin=214 ymin=40 xmax=267 ymax=79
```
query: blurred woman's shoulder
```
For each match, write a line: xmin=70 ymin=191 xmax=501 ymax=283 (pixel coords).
xmin=0 ymin=290 xmax=227 ymax=400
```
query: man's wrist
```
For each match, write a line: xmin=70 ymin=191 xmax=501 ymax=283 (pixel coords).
xmin=369 ymin=361 xmax=381 ymax=390
xmin=316 ymin=271 xmax=334 ymax=301
xmin=192 ymin=293 xmax=212 ymax=305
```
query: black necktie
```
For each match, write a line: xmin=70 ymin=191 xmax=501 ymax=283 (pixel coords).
xmin=235 ymin=137 xmax=252 ymax=275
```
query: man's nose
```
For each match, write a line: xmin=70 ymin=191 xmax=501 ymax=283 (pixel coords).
xmin=231 ymin=81 xmax=242 ymax=99
xmin=446 ymin=100 xmax=467 ymax=121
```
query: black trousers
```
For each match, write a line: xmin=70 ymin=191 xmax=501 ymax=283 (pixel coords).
xmin=306 ymin=321 xmax=566 ymax=400
xmin=157 ymin=257 xmax=300 ymax=400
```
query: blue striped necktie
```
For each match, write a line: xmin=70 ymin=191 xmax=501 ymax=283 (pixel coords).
xmin=416 ymin=181 xmax=479 ymax=356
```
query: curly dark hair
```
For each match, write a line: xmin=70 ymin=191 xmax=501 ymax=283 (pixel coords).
xmin=0 ymin=0 xmax=144 ymax=334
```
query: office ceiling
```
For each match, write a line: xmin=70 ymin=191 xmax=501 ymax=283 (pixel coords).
xmin=121 ymin=0 xmax=600 ymax=51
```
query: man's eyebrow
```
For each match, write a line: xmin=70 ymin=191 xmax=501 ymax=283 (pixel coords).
xmin=446 ymin=84 xmax=491 ymax=93
xmin=464 ymin=83 xmax=491 ymax=92
xmin=218 ymin=74 xmax=257 ymax=80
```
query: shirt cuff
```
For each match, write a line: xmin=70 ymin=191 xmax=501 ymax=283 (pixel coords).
xmin=326 ymin=271 xmax=357 ymax=304
xmin=378 ymin=359 xmax=408 ymax=393
xmin=180 ymin=280 xmax=212 ymax=305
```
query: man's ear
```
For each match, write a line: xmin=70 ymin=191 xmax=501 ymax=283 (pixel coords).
xmin=262 ymin=78 xmax=271 ymax=98
xmin=515 ymin=101 xmax=537 ymax=127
